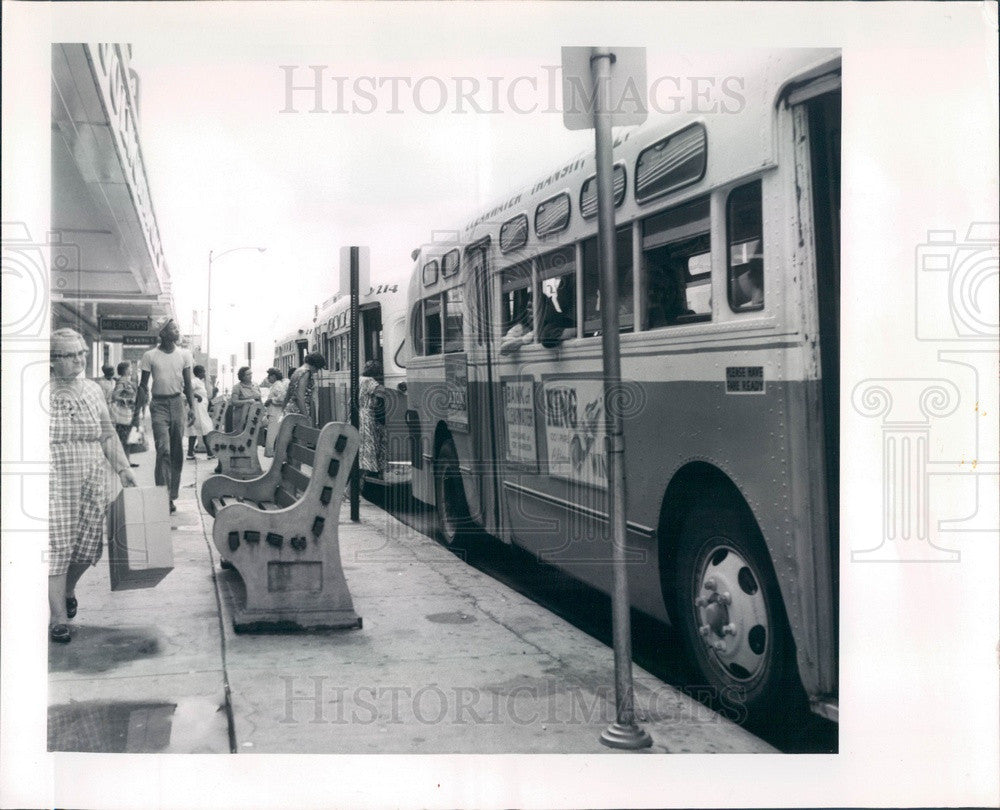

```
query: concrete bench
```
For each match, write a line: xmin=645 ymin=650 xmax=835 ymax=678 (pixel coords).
xmin=209 ymin=397 xmax=228 ymax=432
xmin=206 ymin=401 xmax=265 ymax=479
xmin=200 ymin=415 xmax=362 ymax=631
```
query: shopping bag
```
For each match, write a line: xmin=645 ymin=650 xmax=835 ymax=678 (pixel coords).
xmin=126 ymin=426 xmax=148 ymax=454
xmin=106 ymin=486 xmax=174 ymax=590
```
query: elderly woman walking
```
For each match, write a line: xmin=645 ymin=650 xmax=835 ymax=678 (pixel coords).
xmin=49 ymin=328 xmax=137 ymax=643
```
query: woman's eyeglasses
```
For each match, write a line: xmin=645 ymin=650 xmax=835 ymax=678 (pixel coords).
xmin=51 ymin=349 xmax=88 ymax=359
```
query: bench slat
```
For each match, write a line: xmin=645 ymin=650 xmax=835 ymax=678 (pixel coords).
xmin=287 ymin=442 xmax=315 ymax=468
xmin=281 ymin=462 xmax=310 ymax=495
xmin=274 ymin=486 xmax=297 ymax=509
xmin=292 ymin=424 xmax=320 ymax=449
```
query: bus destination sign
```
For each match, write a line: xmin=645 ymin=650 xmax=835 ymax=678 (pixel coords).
xmin=100 ymin=316 xmax=150 ymax=333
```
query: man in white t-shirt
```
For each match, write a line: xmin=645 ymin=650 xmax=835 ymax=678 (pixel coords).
xmin=132 ymin=318 xmax=195 ymax=513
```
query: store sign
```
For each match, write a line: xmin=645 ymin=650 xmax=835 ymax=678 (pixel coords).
xmin=502 ymin=380 xmax=537 ymax=466
xmin=543 ymin=379 xmax=607 ymax=487
xmin=100 ymin=316 xmax=149 ymax=332
xmin=92 ymin=44 xmax=165 ymax=279
xmin=122 ymin=334 xmax=158 ymax=346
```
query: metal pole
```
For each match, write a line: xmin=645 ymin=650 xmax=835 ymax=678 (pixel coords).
xmin=349 ymin=245 xmax=360 ymax=522
xmin=592 ymin=48 xmax=652 ymax=750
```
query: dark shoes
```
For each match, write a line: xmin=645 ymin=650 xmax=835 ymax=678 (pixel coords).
xmin=170 ymin=501 xmax=177 ymax=514
xmin=66 ymin=597 xmax=78 ymax=619
xmin=130 ymin=463 xmax=140 ymax=468
xmin=186 ymin=453 xmax=196 ymax=460
xmin=49 ymin=624 xmax=71 ymax=643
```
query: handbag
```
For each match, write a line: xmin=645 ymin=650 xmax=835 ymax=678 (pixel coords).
xmin=126 ymin=426 xmax=148 ymax=454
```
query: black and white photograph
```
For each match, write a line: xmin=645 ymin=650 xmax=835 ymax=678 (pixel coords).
xmin=1 ymin=2 xmax=997 ymax=809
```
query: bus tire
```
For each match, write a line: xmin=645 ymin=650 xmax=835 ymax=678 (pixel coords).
xmin=434 ymin=437 xmax=474 ymax=545
xmin=673 ymin=497 xmax=793 ymax=721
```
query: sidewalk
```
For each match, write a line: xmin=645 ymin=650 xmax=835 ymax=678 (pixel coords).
xmin=48 ymin=445 xmax=775 ymax=754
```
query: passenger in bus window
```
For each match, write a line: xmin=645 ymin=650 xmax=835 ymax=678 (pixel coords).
xmin=646 ymin=258 xmax=695 ymax=329
xmin=539 ymin=275 xmax=576 ymax=348
xmin=500 ymin=287 xmax=534 ymax=354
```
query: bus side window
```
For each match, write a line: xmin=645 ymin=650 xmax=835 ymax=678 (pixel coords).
xmin=642 ymin=195 xmax=712 ymax=329
xmin=727 ymin=180 xmax=764 ymax=311
xmin=538 ymin=246 xmax=577 ymax=347
xmin=443 ymin=287 xmax=464 ymax=353
xmin=500 ymin=262 xmax=533 ymax=339
xmin=423 ymin=295 xmax=442 ymax=355
xmin=582 ymin=226 xmax=634 ymax=336
xmin=411 ymin=301 xmax=424 ymax=356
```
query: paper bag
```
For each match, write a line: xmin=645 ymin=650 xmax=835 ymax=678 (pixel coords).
xmin=106 ymin=486 xmax=174 ymax=590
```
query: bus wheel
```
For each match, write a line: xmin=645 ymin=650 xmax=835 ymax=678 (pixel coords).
xmin=674 ymin=499 xmax=792 ymax=720
xmin=434 ymin=437 xmax=474 ymax=545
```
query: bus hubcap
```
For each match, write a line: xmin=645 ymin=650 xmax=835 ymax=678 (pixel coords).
xmin=693 ymin=545 xmax=769 ymax=681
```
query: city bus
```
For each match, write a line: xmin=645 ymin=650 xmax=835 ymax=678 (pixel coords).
xmin=403 ymin=49 xmax=840 ymax=720
xmin=277 ymin=270 xmax=412 ymax=488
xmin=273 ymin=326 xmax=313 ymax=378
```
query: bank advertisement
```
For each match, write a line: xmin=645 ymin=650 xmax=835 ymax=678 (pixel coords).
xmin=444 ymin=353 xmax=469 ymax=430
xmin=502 ymin=379 xmax=537 ymax=466
xmin=542 ymin=378 xmax=607 ymax=487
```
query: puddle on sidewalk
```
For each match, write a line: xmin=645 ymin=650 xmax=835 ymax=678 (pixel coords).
xmin=48 ymin=697 xmax=228 ymax=753
xmin=48 ymin=625 xmax=161 ymax=674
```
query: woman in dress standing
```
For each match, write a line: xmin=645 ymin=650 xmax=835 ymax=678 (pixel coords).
xmin=186 ymin=365 xmax=216 ymax=460
xmin=283 ymin=352 xmax=326 ymax=427
xmin=358 ymin=360 xmax=387 ymax=478
xmin=49 ymin=328 xmax=137 ymax=643
xmin=262 ymin=367 xmax=289 ymax=458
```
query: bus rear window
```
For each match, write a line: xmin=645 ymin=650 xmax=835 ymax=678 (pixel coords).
xmin=727 ymin=180 xmax=764 ymax=311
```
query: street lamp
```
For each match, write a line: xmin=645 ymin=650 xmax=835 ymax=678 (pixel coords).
xmin=206 ymin=246 xmax=266 ymax=362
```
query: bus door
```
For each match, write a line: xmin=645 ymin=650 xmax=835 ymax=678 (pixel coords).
xmin=462 ymin=242 xmax=500 ymax=533
xmin=361 ymin=304 xmax=383 ymax=368
xmin=790 ymin=78 xmax=840 ymax=702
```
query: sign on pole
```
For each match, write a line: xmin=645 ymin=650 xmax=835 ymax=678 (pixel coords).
xmin=99 ymin=316 xmax=150 ymax=333
xmin=561 ymin=46 xmax=647 ymax=131
xmin=562 ymin=46 xmax=651 ymax=750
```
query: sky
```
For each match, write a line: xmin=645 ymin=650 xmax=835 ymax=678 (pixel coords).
xmin=129 ymin=24 xmax=601 ymax=377
xmin=125 ymin=14 xmax=787 ymax=380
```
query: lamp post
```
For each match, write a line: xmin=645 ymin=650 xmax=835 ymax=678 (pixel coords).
xmin=206 ymin=245 xmax=266 ymax=363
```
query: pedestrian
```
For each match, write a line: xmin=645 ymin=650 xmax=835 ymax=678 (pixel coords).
xmin=109 ymin=360 xmax=139 ymax=468
xmin=262 ymin=367 xmax=288 ymax=458
xmin=133 ymin=317 xmax=196 ymax=514
xmin=359 ymin=360 xmax=387 ymax=478
xmin=186 ymin=365 xmax=216 ymax=460
xmin=49 ymin=328 xmax=137 ymax=643
xmin=96 ymin=364 xmax=116 ymax=402
xmin=229 ymin=366 xmax=262 ymax=432
xmin=283 ymin=352 xmax=326 ymax=427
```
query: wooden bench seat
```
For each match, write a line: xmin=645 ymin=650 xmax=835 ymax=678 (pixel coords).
xmin=206 ymin=401 xmax=265 ymax=480
xmin=199 ymin=414 xmax=361 ymax=632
